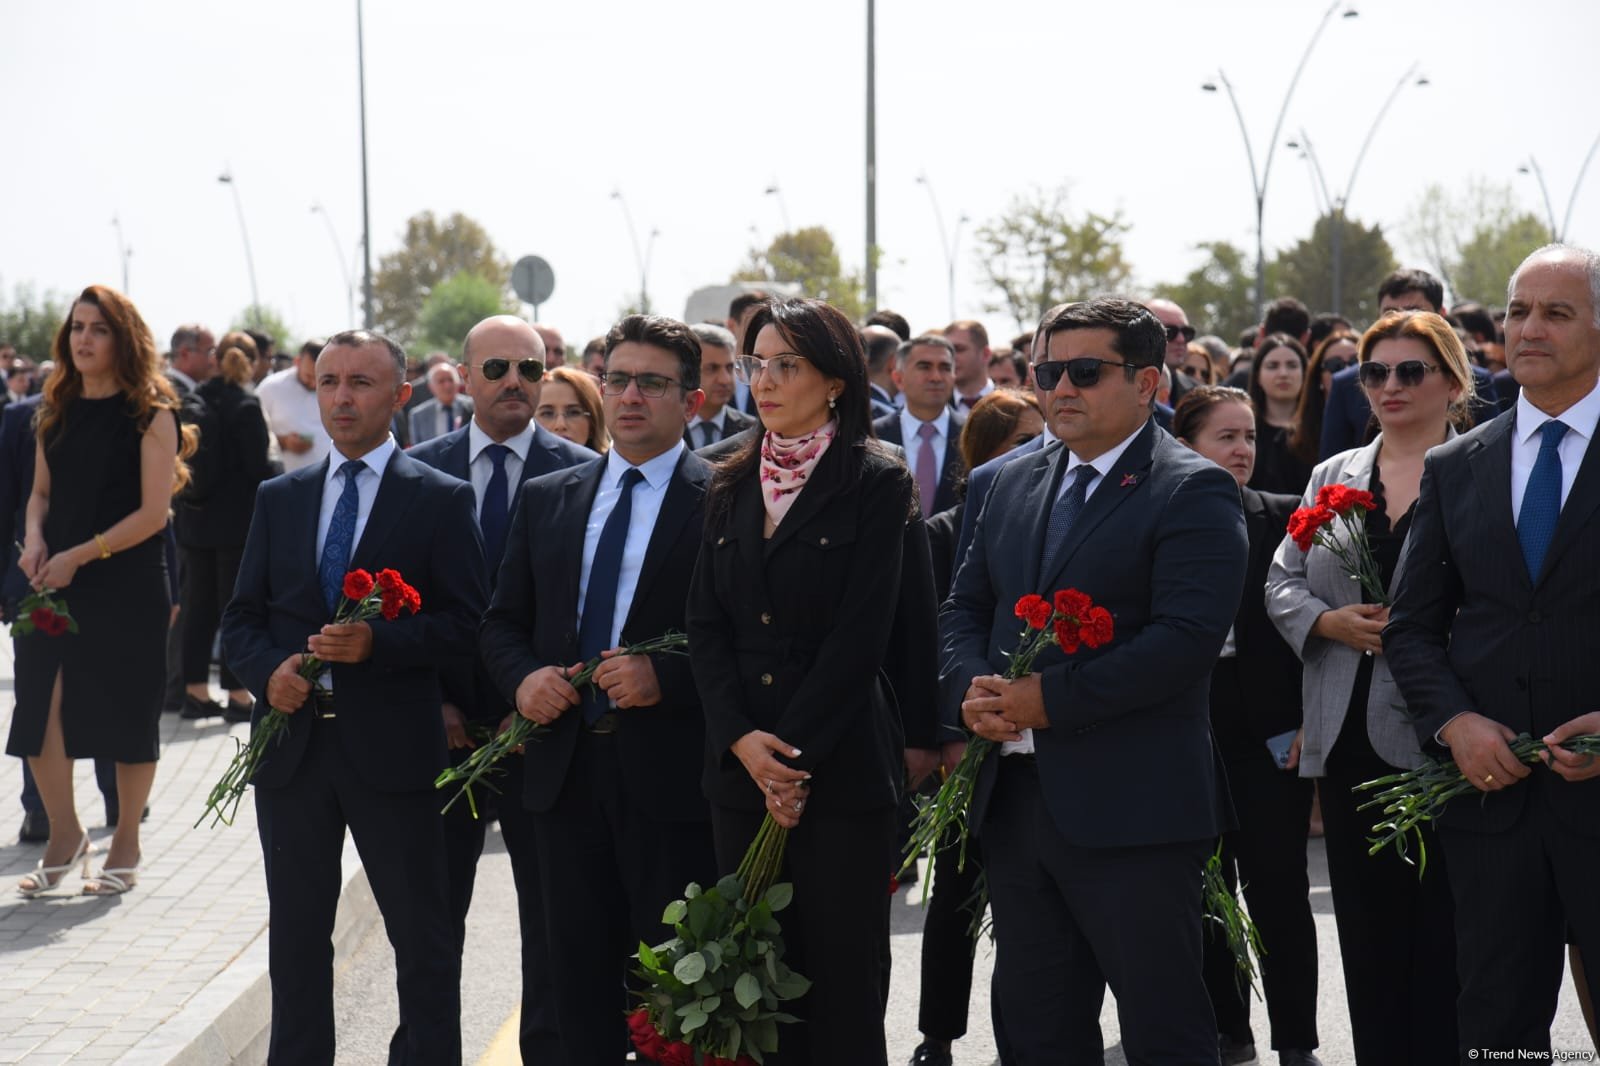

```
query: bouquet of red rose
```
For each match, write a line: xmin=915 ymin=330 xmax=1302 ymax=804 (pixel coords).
xmin=901 ymin=589 xmax=1113 ymax=887
xmin=434 ymin=630 xmax=690 ymax=817
xmin=196 ymin=568 xmax=421 ymax=828
xmin=1287 ymin=483 xmax=1387 ymax=604
xmin=630 ymin=814 xmax=808 ymax=1065
xmin=9 ymin=587 xmax=77 ymax=638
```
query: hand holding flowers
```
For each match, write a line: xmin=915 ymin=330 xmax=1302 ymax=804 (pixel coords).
xmin=1287 ymin=483 xmax=1387 ymax=605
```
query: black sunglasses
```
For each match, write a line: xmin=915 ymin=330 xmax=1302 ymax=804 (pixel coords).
xmin=476 ymin=358 xmax=545 ymax=383
xmin=1033 ymin=357 xmax=1138 ymax=390
xmin=1164 ymin=324 xmax=1197 ymax=343
xmin=1358 ymin=360 xmax=1440 ymax=389
xmin=1321 ymin=356 xmax=1353 ymax=375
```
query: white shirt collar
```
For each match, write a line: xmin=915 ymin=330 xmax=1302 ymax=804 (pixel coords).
xmin=468 ymin=418 xmax=535 ymax=463
xmin=169 ymin=368 xmax=197 ymax=392
xmin=1515 ymin=375 xmax=1600 ymax=445
xmin=899 ymin=405 xmax=949 ymax=440
xmin=1065 ymin=421 xmax=1144 ymax=480
xmin=690 ymin=407 xmax=727 ymax=430
xmin=327 ymin=435 xmax=398 ymax=484
xmin=604 ymin=440 xmax=684 ymax=491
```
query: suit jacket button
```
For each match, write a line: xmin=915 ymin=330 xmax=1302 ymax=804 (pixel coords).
xmin=760 ymin=673 xmax=773 ymax=686
xmin=717 ymin=536 xmax=726 ymax=545
xmin=760 ymin=612 xmax=772 ymax=625
xmin=819 ymin=536 xmax=829 ymax=546
xmin=1528 ymin=610 xmax=1542 ymax=624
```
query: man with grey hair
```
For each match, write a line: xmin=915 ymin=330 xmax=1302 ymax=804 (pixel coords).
xmin=1386 ymin=243 xmax=1600 ymax=1058
xmin=683 ymin=323 xmax=752 ymax=448
xmin=167 ymin=324 xmax=216 ymax=395
xmin=407 ymin=361 xmax=474 ymax=443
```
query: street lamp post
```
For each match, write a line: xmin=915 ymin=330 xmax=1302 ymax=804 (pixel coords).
xmin=1519 ymin=129 xmax=1600 ymax=243
xmin=356 ymin=0 xmax=374 ymax=329
xmin=865 ymin=0 xmax=877 ymax=311
xmin=1202 ymin=1 xmax=1357 ymax=317
xmin=764 ymin=183 xmax=792 ymax=232
xmin=217 ymin=170 xmax=261 ymax=325
xmin=915 ymin=173 xmax=968 ymax=321
xmin=610 ymin=190 xmax=656 ymax=313
xmin=312 ymin=203 xmax=358 ymax=328
xmin=110 ymin=215 xmax=132 ymax=294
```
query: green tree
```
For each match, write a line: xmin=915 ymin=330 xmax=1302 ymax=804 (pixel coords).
xmin=971 ymin=187 xmax=1133 ymax=333
xmin=732 ymin=227 xmax=866 ymax=320
xmin=1271 ymin=213 xmax=1398 ymax=324
xmin=1158 ymin=241 xmax=1261 ymax=344
xmin=416 ymin=272 xmax=515 ymax=355
xmin=230 ymin=304 xmax=292 ymax=350
xmin=0 ymin=282 xmax=70 ymax=360
xmin=372 ymin=211 xmax=511 ymax=346
xmin=1402 ymin=178 xmax=1548 ymax=305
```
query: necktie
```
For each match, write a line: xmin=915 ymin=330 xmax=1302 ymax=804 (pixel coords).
xmin=699 ymin=421 xmax=718 ymax=448
xmin=1040 ymin=464 xmax=1098 ymax=580
xmin=1517 ymin=419 xmax=1569 ymax=581
xmin=958 ymin=395 xmax=979 ymax=411
xmin=480 ymin=444 xmax=512 ymax=570
xmin=915 ymin=421 xmax=939 ymax=519
xmin=577 ymin=467 xmax=645 ymax=723
xmin=319 ymin=460 xmax=364 ymax=612
xmin=444 ymin=405 xmax=456 ymax=433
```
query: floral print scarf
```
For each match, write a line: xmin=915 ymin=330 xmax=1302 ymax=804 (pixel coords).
xmin=759 ymin=420 xmax=837 ymax=528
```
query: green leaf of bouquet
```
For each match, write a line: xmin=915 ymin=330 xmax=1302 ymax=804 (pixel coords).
xmin=684 ymin=882 xmax=701 ymax=899
xmin=715 ymin=873 xmax=743 ymax=900
xmin=763 ymin=882 xmax=794 ymax=912
xmin=662 ymin=899 xmax=687 ymax=925
xmin=637 ymin=941 xmax=659 ymax=969
xmin=687 ymin=896 xmax=713 ymax=941
xmin=734 ymin=972 xmax=762 ymax=1009
xmin=681 ymin=1009 xmax=708 ymax=1033
xmin=704 ymin=940 xmax=724 ymax=970
xmin=699 ymin=995 xmax=721 ymax=1014
xmin=673 ymin=953 xmax=707 ymax=984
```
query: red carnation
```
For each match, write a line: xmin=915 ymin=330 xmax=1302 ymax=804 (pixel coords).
xmin=1081 ymin=606 xmax=1114 ymax=648
xmin=626 ymin=1009 xmax=667 ymax=1060
xmin=1287 ymin=504 xmax=1334 ymax=552
xmin=1053 ymin=616 xmax=1081 ymax=654
xmin=39 ymin=611 xmax=69 ymax=638
xmin=1316 ymin=484 xmax=1376 ymax=516
xmin=376 ymin=568 xmax=403 ymax=592
xmin=1053 ymin=588 xmax=1091 ymax=622
xmin=1014 ymin=594 xmax=1052 ymax=630
xmin=342 ymin=569 xmax=375 ymax=601
xmin=658 ymin=1041 xmax=696 ymax=1066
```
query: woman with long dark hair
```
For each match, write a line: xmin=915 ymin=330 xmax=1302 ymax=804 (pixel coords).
xmin=1248 ymin=333 xmax=1314 ymax=495
xmin=9 ymin=285 xmax=194 ymax=897
xmin=687 ymin=297 xmax=937 ymax=1064
xmin=1289 ymin=329 xmax=1360 ymax=468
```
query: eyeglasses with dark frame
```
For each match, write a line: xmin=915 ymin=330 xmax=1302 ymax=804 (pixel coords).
xmin=1032 ymin=357 xmax=1141 ymax=391
xmin=596 ymin=370 xmax=686 ymax=398
xmin=473 ymin=358 xmax=545 ymax=383
xmin=1357 ymin=360 xmax=1441 ymax=389
xmin=1163 ymin=324 xmax=1197 ymax=343
xmin=733 ymin=352 xmax=812 ymax=386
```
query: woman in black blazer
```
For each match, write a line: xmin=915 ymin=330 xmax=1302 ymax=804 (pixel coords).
xmin=1175 ymin=386 xmax=1321 ymax=1065
xmin=175 ymin=331 xmax=275 ymax=721
xmin=688 ymin=298 xmax=937 ymax=1065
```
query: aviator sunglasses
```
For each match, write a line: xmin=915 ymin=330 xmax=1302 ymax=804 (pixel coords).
xmin=1357 ymin=359 xmax=1440 ymax=389
xmin=1033 ymin=357 xmax=1139 ymax=390
xmin=475 ymin=358 xmax=545 ymax=383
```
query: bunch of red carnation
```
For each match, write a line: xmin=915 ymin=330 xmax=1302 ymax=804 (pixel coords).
xmin=627 ymin=1008 xmax=756 ymax=1066
xmin=345 ymin=568 xmax=421 ymax=620
xmin=1287 ymin=484 xmax=1376 ymax=552
xmin=1023 ymin=588 xmax=1114 ymax=653
xmin=1286 ymin=483 xmax=1386 ymax=603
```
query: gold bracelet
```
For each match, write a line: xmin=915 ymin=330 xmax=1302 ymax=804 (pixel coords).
xmin=94 ymin=533 xmax=111 ymax=560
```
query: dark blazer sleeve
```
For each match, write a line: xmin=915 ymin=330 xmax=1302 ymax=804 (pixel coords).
xmin=1319 ymin=369 xmax=1367 ymax=461
xmin=883 ymin=511 xmax=941 ymax=750
xmin=230 ymin=393 xmax=275 ymax=484
xmin=480 ymin=481 xmax=562 ymax=703
xmin=221 ymin=481 xmax=298 ymax=700
xmin=940 ymin=474 xmax=1005 ymax=731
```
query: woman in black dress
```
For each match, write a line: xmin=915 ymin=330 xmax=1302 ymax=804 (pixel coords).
xmin=10 ymin=285 xmax=192 ymax=897
xmin=688 ymin=297 xmax=937 ymax=1065
xmin=1248 ymin=333 xmax=1314 ymax=496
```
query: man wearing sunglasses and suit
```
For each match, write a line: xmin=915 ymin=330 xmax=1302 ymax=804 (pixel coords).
xmin=942 ymin=298 xmax=1247 ymax=1062
xmin=409 ymin=314 xmax=595 ymax=1064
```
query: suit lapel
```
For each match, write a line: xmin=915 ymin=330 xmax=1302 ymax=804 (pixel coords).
xmin=1536 ymin=421 xmax=1600 ymax=586
xmin=624 ymin=453 xmax=707 ymax=632
xmin=350 ymin=451 xmax=418 ymax=568
xmin=443 ymin=429 xmax=472 ymax=481
xmin=298 ymin=459 xmax=331 ymax=577
xmin=1019 ymin=448 xmax=1063 ymax=593
xmin=1467 ymin=416 xmax=1526 ymax=590
xmin=1039 ymin=420 xmax=1158 ymax=592
xmin=560 ymin=462 xmax=607 ymax=620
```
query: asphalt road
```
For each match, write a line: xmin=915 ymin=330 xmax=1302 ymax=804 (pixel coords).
xmin=331 ymin=826 xmax=1596 ymax=1065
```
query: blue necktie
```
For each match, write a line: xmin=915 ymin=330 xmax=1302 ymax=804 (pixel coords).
xmin=1518 ymin=419 xmax=1569 ymax=581
xmin=577 ymin=467 xmax=645 ymax=723
xmin=319 ymin=460 xmax=364 ymax=612
xmin=1040 ymin=464 xmax=1097 ymax=580
xmin=480 ymin=444 xmax=511 ymax=570
xmin=444 ymin=405 xmax=456 ymax=433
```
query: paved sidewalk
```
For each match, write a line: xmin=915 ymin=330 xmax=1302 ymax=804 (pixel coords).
xmin=0 ymin=640 xmax=376 ymax=1066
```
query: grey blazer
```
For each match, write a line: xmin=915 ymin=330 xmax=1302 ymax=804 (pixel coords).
xmin=1263 ymin=433 xmax=1452 ymax=778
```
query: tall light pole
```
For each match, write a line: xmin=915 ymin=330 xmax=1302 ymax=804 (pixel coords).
xmin=1519 ymin=129 xmax=1600 ymax=243
xmin=1285 ymin=63 xmax=1427 ymax=313
xmin=610 ymin=190 xmax=656 ymax=313
xmin=915 ymin=173 xmax=968 ymax=320
xmin=865 ymin=0 xmax=878 ymax=311
xmin=764 ymin=183 xmax=792 ymax=232
xmin=217 ymin=170 xmax=261 ymax=325
xmin=110 ymin=215 xmax=132 ymax=294
xmin=312 ymin=203 xmax=358 ymax=328
xmin=1202 ymin=1 xmax=1357 ymax=317
xmin=356 ymin=0 xmax=374 ymax=329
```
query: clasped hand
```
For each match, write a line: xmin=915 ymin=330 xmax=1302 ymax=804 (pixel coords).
xmin=732 ymin=730 xmax=810 ymax=828
xmin=961 ymin=673 xmax=1049 ymax=743
xmin=1443 ymin=710 xmax=1600 ymax=790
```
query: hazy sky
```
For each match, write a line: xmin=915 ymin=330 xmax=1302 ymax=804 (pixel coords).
xmin=4 ymin=0 xmax=1598 ymax=355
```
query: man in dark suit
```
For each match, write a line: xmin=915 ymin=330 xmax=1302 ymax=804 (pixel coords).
xmin=408 ymin=314 xmax=594 ymax=1064
xmin=1385 ymin=245 xmax=1600 ymax=1058
xmin=1320 ymin=269 xmax=1498 ymax=458
xmin=480 ymin=314 xmax=717 ymax=1062
xmin=683 ymin=323 xmax=753 ymax=448
xmin=942 ymin=298 xmax=1246 ymax=1062
xmin=874 ymin=334 xmax=966 ymax=518
xmin=221 ymin=329 xmax=488 ymax=1066
xmin=406 ymin=361 xmax=474 ymax=444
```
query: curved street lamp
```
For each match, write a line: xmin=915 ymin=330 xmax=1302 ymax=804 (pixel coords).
xmin=1519 ymin=129 xmax=1600 ymax=243
xmin=311 ymin=203 xmax=358 ymax=328
xmin=610 ymin=190 xmax=657 ymax=313
xmin=915 ymin=173 xmax=968 ymax=321
xmin=218 ymin=170 xmax=261 ymax=325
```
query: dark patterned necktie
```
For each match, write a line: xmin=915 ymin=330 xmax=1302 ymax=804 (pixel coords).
xmin=1518 ymin=419 xmax=1569 ymax=581
xmin=1039 ymin=464 xmax=1097 ymax=580
xmin=318 ymin=460 xmax=364 ymax=611
xmin=577 ymin=467 xmax=645 ymax=722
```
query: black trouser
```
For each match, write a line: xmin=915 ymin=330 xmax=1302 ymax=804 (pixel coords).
xmin=255 ymin=716 xmax=459 ymax=1066
xmin=1202 ymin=745 xmax=1319 ymax=1051
xmin=1319 ymin=730 xmax=1457 ymax=1066
xmin=1441 ymin=774 xmax=1600 ymax=1062
xmin=180 ymin=544 xmax=244 ymax=690
xmin=712 ymin=801 xmax=897 ymax=1066
xmin=533 ymin=731 xmax=716 ymax=1066
xmin=917 ymin=821 xmax=986 ymax=1040
xmin=982 ymin=755 xmax=1218 ymax=1065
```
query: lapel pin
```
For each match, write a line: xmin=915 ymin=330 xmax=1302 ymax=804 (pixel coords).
xmin=1120 ymin=473 xmax=1141 ymax=488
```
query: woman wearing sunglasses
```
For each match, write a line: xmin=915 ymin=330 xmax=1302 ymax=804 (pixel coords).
xmin=687 ymin=297 xmax=938 ymax=1064
xmin=1288 ymin=329 xmax=1360 ymax=474
xmin=533 ymin=364 xmax=608 ymax=453
xmin=1265 ymin=310 xmax=1475 ymax=1064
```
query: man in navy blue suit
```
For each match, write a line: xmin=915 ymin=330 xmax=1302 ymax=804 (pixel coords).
xmin=943 ymin=299 xmax=1246 ymax=1062
xmin=409 ymin=314 xmax=594 ymax=1064
xmin=222 ymin=330 xmax=487 ymax=1066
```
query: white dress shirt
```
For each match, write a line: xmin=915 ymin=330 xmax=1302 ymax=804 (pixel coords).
xmin=954 ymin=378 xmax=996 ymax=411
xmin=1003 ymin=421 xmax=1144 ymax=757
xmin=577 ymin=442 xmax=684 ymax=649
xmin=467 ymin=419 xmax=534 ymax=509
xmin=258 ymin=366 xmax=331 ymax=473
xmin=1509 ymin=376 xmax=1600 ymax=522
xmin=314 ymin=436 xmax=398 ymax=689
xmin=899 ymin=407 xmax=951 ymax=485
xmin=687 ymin=407 xmax=733 ymax=448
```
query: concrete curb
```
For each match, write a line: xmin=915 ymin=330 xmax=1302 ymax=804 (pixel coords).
xmin=117 ymin=839 xmax=379 ymax=1066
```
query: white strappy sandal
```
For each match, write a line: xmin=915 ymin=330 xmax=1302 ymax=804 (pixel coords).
xmin=83 ymin=856 xmax=140 ymax=896
xmin=16 ymin=833 xmax=94 ymax=898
